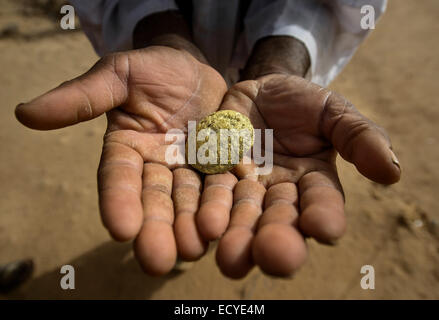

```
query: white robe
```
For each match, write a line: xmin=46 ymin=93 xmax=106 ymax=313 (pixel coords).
xmin=69 ymin=0 xmax=387 ymax=87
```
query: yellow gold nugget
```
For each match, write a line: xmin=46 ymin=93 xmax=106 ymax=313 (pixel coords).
xmin=187 ymin=110 xmax=254 ymax=174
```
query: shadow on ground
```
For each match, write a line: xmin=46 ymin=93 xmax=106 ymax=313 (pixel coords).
xmin=4 ymin=241 xmax=181 ymax=299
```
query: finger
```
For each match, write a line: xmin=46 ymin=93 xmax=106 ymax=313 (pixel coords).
xmin=134 ymin=163 xmax=176 ymax=276
xmin=98 ymin=141 xmax=144 ymax=241
xmin=196 ymin=172 xmax=237 ymax=240
xmin=218 ymin=80 xmax=266 ymax=130
xmin=216 ymin=180 xmax=265 ymax=278
xmin=298 ymin=170 xmax=346 ymax=244
xmin=232 ymin=157 xmax=259 ymax=181
xmin=321 ymin=92 xmax=401 ymax=184
xmin=172 ymin=168 xmax=207 ymax=261
xmin=15 ymin=54 xmax=128 ymax=130
xmin=252 ymin=183 xmax=307 ymax=277
xmin=259 ymin=183 xmax=299 ymax=228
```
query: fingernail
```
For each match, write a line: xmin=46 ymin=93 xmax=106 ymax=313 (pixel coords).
xmin=390 ymin=149 xmax=400 ymax=169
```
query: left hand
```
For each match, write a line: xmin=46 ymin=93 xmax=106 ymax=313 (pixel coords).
xmin=15 ymin=46 xmax=228 ymax=276
xmin=201 ymin=73 xmax=401 ymax=278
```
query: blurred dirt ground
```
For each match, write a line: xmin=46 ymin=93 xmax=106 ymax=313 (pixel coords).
xmin=0 ymin=0 xmax=438 ymax=299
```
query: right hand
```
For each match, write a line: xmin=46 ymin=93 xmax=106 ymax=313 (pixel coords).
xmin=212 ymin=74 xmax=401 ymax=278
xmin=15 ymin=46 xmax=227 ymax=275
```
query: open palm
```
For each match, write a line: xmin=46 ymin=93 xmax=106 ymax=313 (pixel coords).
xmin=211 ymin=74 xmax=401 ymax=278
xmin=15 ymin=46 xmax=227 ymax=275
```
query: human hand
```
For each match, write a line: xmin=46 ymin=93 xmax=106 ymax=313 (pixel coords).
xmin=15 ymin=45 xmax=227 ymax=275
xmin=210 ymin=73 xmax=401 ymax=278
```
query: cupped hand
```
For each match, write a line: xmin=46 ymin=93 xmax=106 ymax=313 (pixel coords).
xmin=15 ymin=46 xmax=227 ymax=275
xmin=207 ymin=74 xmax=401 ymax=278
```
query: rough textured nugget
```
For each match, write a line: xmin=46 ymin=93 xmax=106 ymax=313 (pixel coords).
xmin=188 ymin=110 xmax=254 ymax=174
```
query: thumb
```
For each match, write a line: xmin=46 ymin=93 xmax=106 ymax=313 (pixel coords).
xmin=15 ymin=54 xmax=128 ymax=130
xmin=322 ymin=92 xmax=401 ymax=185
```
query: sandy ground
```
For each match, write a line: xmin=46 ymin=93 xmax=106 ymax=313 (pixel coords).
xmin=0 ymin=0 xmax=438 ymax=299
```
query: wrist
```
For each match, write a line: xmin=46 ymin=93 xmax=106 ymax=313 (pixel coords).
xmin=133 ymin=11 xmax=207 ymax=63
xmin=241 ymin=36 xmax=310 ymax=80
xmin=143 ymin=33 xmax=208 ymax=63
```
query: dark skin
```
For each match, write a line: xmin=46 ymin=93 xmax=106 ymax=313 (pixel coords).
xmin=15 ymin=11 xmax=400 ymax=278
xmin=16 ymin=12 xmax=228 ymax=276
xmin=208 ymin=36 xmax=401 ymax=277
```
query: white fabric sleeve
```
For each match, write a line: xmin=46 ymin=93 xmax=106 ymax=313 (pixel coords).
xmin=244 ymin=0 xmax=387 ymax=87
xmin=69 ymin=0 xmax=178 ymax=56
